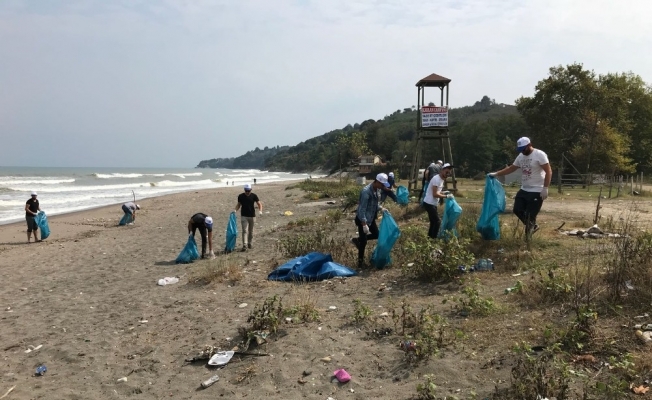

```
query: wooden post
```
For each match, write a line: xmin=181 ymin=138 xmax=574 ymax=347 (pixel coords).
xmin=594 ymin=186 xmax=603 ymax=224
xmin=557 ymin=156 xmax=564 ymax=194
xmin=631 ymin=175 xmax=634 ymax=195
xmin=608 ymin=175 xmax=613 ymax=199
xmin=642 ymin=172 xmax=645 ymax=194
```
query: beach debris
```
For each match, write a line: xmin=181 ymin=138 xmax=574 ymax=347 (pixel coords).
xmin=283 ymin=211 xmax=293 ymax=216
xmin=24 ymin=345 xmax=43 ymax=354
xmin=186 ymin=345 xmax=218 ymax=363
xmin=0 ymin=386 xmax=16 ymax=399
xmin=320 ymin=356 xmax=332 ymax=363
xmin=200 ymin=374 xmax=220 ymax=388
xmin=35 ymin=365 xmax=47 ymax=376
xmin=238 ymin=303 xmax=248 ymax=308
xmin=333 ymin=369 xmax=351 ymax=383
xmin=328 ymin=306 xmax=337 ymax=311
xmin=302 ymin=370 xmax=313 ymax=377
xmin=117 ymin=377 xmax=128 ymax=383
xmin=157 ymin=277 xmax=179 ymax=286
xmin=208 ymin=351 xmax=234 ymax=366
xmin=297 ymin=377 xmax=307 ymax=384
xmin=636 ymin=330 xmax=652 ymax=345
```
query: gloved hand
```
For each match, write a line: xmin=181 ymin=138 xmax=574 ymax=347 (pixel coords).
xmin=258 ymin=211 xmax=263 ymax=217
xmin=380 ymin=206 xmax=388 ymax=213
xmin=446 ymin=193 xmax=454 ymax=199
xmin=362 ymin=225 xmax=371 ymax=235
xmin=488 ymin=172 xmax=497 ymax=177
xmin=540 ymin=187 xmax=549 ymax=200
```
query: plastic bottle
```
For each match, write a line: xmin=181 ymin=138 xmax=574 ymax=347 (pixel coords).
xmin=35 ymin=365 xmax=47 ymax=376
xmin=474 ymin=259 xmax=494 ymax=271
xmin=201 ymin=375 xmax=220 ymax=388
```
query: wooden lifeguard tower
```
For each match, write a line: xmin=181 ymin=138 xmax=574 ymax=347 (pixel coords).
xmin=408 ymin=73 xmax=456 ymax=192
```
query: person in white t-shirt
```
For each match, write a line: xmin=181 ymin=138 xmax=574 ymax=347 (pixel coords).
xmin=488 ymin=137 xmax=552 ymax=235
xmin=423 ymin=163 xmax=454 ymax=239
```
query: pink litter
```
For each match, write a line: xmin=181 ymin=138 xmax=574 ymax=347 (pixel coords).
xmin=333 ymin=369 xmax=351 ymax=383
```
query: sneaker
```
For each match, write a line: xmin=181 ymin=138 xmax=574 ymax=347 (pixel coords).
xmin=241 ymin=245 xmax=247 ymax=251
xmin=247 ymin=243 xmax=252 ymax=249
xmin=357 ymin=258 xmax=365 ymax=269
xmin=350 ymin=237 xmax=359 ymax=248
xmin=532 ymin=224 xmax=540 ymax=234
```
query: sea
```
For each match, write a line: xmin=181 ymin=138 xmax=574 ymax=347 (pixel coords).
xmin=0 ymin=166 xmax=314 ymax=225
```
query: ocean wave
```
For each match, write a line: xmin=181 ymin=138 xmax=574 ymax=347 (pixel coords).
xmin=170 ymin=172 xmax=203 ymax=178
xmin=151 ymin=179 xmax=214 ymax=187
xmin=8 ymin=182 xmax=151 ymax=193
xmin=93 ymin=173 xmax=143 ymax=179
xmin=0 ymin=178 xmax=75 ymax=185
xmin=0 ymin=187 xmax=16 ymax=193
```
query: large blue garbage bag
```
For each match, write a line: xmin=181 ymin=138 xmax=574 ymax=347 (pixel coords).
xmin=35 ymin=211 xmax=50 ymax=240
xmin=268 ymin=252 xmax=357 ymax=282
xmin=396 ymin=186 xmax=409 ymax=205
xmin=371 ymin=210 xmax=401 ymax=269
xmin=420 ymin=182 xmax=429 ymax=205
xmin=119 ymin=212 xmax=133 ymax=226
xmin=476 ymin=176 xmax=506 ymax=240
xmin=175 ymin=235 xmax=200 ymax=264
xmin=225 ymin=212 xmax=238 ymax=252
xmin=439 ymin=197 xmax=463 ymax=239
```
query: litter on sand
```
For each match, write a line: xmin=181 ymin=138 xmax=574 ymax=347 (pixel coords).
xmin=157 ymin=277 xmax=179 ymax=286
xmin=333 ymin=369 xmax=351 ymax=383
xmin=208 ymin=351 xmax=235 ymax=366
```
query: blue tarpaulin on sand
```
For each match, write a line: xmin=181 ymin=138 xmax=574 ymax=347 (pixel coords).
xmin=476 ymin=176 xmax=506 ymax=240
xmin=396 ymin=186 xmax=409 ymax=205
xmin=267 ymin=252 xmax=358 ymax=282
xmin=225 ymin=212 xmax=238 ymax=252
xmin=439 ymin=197 xmax=463 ymax=239
xmin=371 ymin=210 xmax=401 ymax=269
xmin=35 ymin=211 xmax=50 ymax=240
xmin=176 ymin=235 xmax=200 ymax=264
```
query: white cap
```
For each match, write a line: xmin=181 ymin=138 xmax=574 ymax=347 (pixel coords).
xmin=31 ymin=191 xmax=37 ymax=196
xmin=244 ymin=184 xmax=252 ymax=191
xmin=442 ymin=163 xmax=454 ymax=169
xmin=437 ymin=160 xmax=443 ymax=165
xmin=388 ymin=172 xmax=394 ymax=177
xmin=516 ymin=137 xmax=531 ymax=151
xmin=136 ymin=204 xmax=141 ymax=210
xmin=204 ymin=216 xmax=213 ymax=227
xmin=375 ymin=173 xmax=391 ymax=188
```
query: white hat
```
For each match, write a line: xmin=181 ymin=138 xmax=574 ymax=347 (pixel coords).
xmin=375 ymin=173 xmax=390 ymax=188
xmin=31 ymin=191 xmax=37 ymax=196
xmin=437 ymin=160 xmax=443 ymax=165
xmin=136 ymin=204 xmax=141 ymax=210
xmin=388 ymin=172 xmax=394 ymax=177
xmin=244 ymin=184 xmax=252 ymax=191
xmin=516 ymin=137 xmax=531 ymax=152
xmin=442 ymin=163 xmax=455 ymax=169
xmin=204 ymin=216 xmax=213 ymax=227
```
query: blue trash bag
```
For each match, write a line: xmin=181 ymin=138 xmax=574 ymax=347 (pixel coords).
xmin=396 ymin=186 xmax=409 ymax=205
xmin=476 ymin=176 xmax=506 ymax=240
xmin=371 ymin=210 xmax=401 ymax=269
xmin=225 ymin=212 xmax=238 ymax=253
xmin=439 ymin=197 xmax=463 ymax=239
xmin=420 ymin=182 xmax=429 ymax=205
xmin=118 ymin=212 xmax=133 ymax=226
xmin=35 ymin=211 xmax=50 ymax=240
xmin=175 ymin=234 xmax=200 ymax=264
xmin=267 ymin=252 xmax=357 ymax=281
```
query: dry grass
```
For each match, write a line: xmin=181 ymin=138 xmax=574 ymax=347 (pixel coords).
xmin=189 ymin=256 xmax=243 ymax=285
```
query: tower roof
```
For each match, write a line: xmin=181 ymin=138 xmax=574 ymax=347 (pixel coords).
xmin=416 ymin=73 xmax=451 ymax=87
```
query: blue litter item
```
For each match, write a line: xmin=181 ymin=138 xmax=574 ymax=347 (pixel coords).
xmin=35 ymin=211 xmax=50 ymax=239
xmin=267 ymin=252 xmax=357 ymax=282
xmin=225 ymin=212 xmax=237 ymax=252
xmin=371 ymin=211 xmax=401 ymax=269
xmin=439 ymin=197 xmax=463 ymax=239
xmin=118 ymin=212 xmax=133 ymax=226
xmin=476 ymin=176 xmax=506 ymax=240
xmin=175 ymin=234 xmax=200 ymax=264
xmin=420 ymin=182 xmax=429 ymax=205
xmin=396 ymin=186 xmax=409 ymax=205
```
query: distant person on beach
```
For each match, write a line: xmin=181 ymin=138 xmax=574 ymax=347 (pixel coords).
xmin=188 ymin=213 xmax=214 ymax=258
xmin=235 ymin=184 xmax=262 ymax=250
xmin=488 ymin=137 xmax=551 ymax=236
xmin=380 ymin=172 xmax=399 ymax=204
xmin=351 ymin=173 xmax=389 ymax=268
xmin=121 ymin=202 xmax=140 ymax=224
xmin=254 ymin=178 xmax=257 ymax=185
xmin=25 ymin=191 xmax=41 ymax=243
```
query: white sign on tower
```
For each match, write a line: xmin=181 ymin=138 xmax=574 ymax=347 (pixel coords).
xmin=420 ymin=106 xmax=448 ymax=128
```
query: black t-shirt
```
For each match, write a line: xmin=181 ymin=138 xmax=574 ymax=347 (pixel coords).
xmin=191 ymin=213 xmax=212 ymax=232
xmin=237 ymin=192 xmax=259 ymax=217
xmin=26 ymin=198 xmax=39 ymax=218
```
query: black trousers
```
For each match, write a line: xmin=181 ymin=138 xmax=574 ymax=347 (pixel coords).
xmin=354 ymin=217 xmax=379 ymax=261
xmin=191 ymin=223 xmax=208 ymax=256
xmin=513 ymin=189 xmax=543 ymax=233
xmin=423 ymin=202 xmax=440 ymax=239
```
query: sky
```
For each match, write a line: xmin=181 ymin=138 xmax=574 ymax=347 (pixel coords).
xmin=1 ymin=0 xmax=651 ymax=168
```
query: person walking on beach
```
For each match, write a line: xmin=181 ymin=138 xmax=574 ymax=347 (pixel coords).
xmin=351 ymin=173 xmax=390 ymax=268
xmin=25 ymin=191 xmax=41 ymax=243
xmin=121 ymin=201 xmax=140 ymax=224
xmin=235 ymin=184 xmax=262 ymax=250
xmin=188 ymin=213 xmax=214 ymax=258
xmin=488 ymin=137 xmax=552 ymax=236
xmin=423 ymin=164 xmax=454 ymax=239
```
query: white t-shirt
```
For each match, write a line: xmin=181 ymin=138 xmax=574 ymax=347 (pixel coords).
xmin=513 ymin=149 xmax=550 ymax=192
xmin=424 ymin=174 xmax=445 ymax=205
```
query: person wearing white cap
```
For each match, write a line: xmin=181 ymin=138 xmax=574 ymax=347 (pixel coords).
xmin=235 ymin=183 xmax=262 ymax=250
xmin=121 ymin=201 xmax=140 ymax=224
xmin=351 ymin=173 xmax=390 ymax=268
xmin=187 ymin=213 xmax=214 ymax=259
xmin=25 ymin=191 xmax=41 ymax=243
xmin=380 ymin=172 xmax=399 ymax=204
xmin=423 ymin=164 xmax=455 ymax=238
xmin=488 ymin=137 xmax=552 ymax=236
